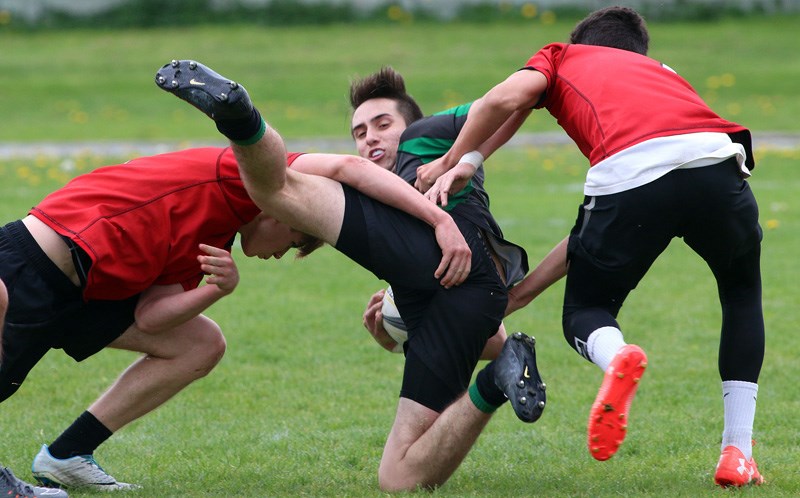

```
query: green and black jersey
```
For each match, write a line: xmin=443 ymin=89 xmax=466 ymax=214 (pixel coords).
xmin=395 ymin=102 xmax=529 ymax=286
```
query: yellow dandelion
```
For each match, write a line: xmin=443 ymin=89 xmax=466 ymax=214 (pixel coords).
xmin=720 ymin=73 xmax=735 ymax=87
xmin=521 ymin=3 xmax=537 ymax=18
xmin=766 ymin=219 xmax=779 ymax=230
xmin=540 ymin=10 xmax=556 ymax=24
xmin=706 ymin=75 xmax=720 ymax=90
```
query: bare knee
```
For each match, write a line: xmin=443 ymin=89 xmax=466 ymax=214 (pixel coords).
xmin=186 ymin=318 xmax=227 ymax=378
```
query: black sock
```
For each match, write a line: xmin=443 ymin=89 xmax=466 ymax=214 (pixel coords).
xmin=215 ymin=108 xmax=266 ymax=145
xmin=475 ymin=361 xmax=508 ymax=407
xmin=48 ymin=411 xmax=113 ymax=458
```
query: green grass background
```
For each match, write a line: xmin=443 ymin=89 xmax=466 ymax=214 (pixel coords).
xmin=1 ymin=16 xmax=799 ymax=497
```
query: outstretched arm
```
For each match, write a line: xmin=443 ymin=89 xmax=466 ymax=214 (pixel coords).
xmin=423 ymin=71 xmax=547 ymax=206
xmin=506 ymin=236 xmax=568 ymax=316
xmin=277 ymin=153 xmax=473 ymax=287
xmin=414 ymin=107 xmax=532 ymax=195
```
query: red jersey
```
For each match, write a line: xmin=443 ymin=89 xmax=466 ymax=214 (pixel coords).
xmin=525 ymin=43 xmax=751 ymax=168
xmin=31 ymin=147 xmax=302 ymax=301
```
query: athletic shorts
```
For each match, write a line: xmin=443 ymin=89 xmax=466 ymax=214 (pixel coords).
xmin=336 ymin=185 xmax=507 ymax=412
xmin=564 ymin=157 xmax=762 ymax=319
xmin=1 ymin=220 xmax=138 ymax=400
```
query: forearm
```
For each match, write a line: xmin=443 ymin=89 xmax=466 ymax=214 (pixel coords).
xmin=297 ymin=154 xmax=450 ymax=229
xmin=506 ymin=236 xmax=569 ymax=316
xmin=441 ymin=94 xmax=516 ymax=170
xmin=135 ymin=284 xmax=230 ymax=333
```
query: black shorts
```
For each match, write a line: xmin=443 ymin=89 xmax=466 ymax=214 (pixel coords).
xmin=1 ymin=221 xmax=138 ymax=400
xmin=564 ymin=158 xmax=762 ymax=319
xmin=336 ymin=186 xmax=506 ymax=412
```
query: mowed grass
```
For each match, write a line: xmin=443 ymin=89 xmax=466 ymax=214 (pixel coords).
xmin=1 ymin=16 xmax=799 ymax=497
xmin=1 ymin=143 xmax=799 ymax=497
xmin=0 ymin=15 xmax=798 ymax=143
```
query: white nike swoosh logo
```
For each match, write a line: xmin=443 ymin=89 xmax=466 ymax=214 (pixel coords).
xmin=189 ymin=78 xmax=206 ymax=86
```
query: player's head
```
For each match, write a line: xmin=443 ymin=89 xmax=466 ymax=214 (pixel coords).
xmin=349 ymin=66 xmax=423 ymax=171
xmin=239 ymin=213 xmax=323 ymax=260
xmin=569 ymin=6 xmax=649 ymax=55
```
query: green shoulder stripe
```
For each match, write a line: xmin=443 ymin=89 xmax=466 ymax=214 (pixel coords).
xmin=433 ymin=102 xmax=472 ymax=117
xmin=398 ymin=136 xmax=454 ymax=163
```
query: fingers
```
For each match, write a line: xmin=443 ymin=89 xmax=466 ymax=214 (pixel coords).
xmin=434 ymin=254 xmax=472 ymax=288
xmin=197 ymin=244 xmax=238 ymax=292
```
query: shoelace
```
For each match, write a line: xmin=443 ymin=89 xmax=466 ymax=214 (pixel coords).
xmin=77 ymin=456 xmax=117 ymax=483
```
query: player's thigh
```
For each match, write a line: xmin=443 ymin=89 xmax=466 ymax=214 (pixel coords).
xmin=109 ymin=313 xmax=225 ymax=360
xmin=382 ymin=397 xmax=440 ymax=462
xmin=565 ymin=190 xmax=672 ymax=312
xmin=682 ymin=169 xmax=761 ymax=274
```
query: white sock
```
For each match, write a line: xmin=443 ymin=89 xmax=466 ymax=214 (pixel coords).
xmin=721 ymin=380 xmax=758 ymax=460
xmin=586 ymin=326 xmax=626 ymax=372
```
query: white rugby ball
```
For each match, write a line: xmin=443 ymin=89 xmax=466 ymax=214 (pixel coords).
xmin=381 ymin=286 xmax=408 ymax=353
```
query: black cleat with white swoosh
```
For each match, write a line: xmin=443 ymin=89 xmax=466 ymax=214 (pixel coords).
xmin=155 ymin=59 xmax=253 ymax=121
xmin=493 ymin=332 xmax=546 ymax=423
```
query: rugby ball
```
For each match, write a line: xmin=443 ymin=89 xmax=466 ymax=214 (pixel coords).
xmin=381 ymin=286 xmax=408 ymax=353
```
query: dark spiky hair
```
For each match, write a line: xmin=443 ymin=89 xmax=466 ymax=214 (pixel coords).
xmin=349 ymin=66 xmax=424 ymax=126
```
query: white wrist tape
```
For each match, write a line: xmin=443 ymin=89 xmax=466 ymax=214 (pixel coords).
xmin=458 ymin=151 xmax=484 ymax=172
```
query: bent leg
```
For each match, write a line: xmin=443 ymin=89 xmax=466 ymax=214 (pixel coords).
xmin=379 ymin=396 xmax=492 ymax=492
xmin=87 ymin=314 xmax=226 ymax=431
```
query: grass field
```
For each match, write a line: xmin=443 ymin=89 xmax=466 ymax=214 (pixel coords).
xmin=0 ymin=15 xmax=798 ymax=142
xmin=2 ymin=144 xmax=799 ymax=497
xmin=1 ymin=17 xmax=800 ymax=498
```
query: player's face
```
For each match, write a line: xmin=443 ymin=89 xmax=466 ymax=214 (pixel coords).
xmin=239 ymin=213 xmax=307 ymax=260
xmin=351 ymin=98 xmax=408 ymax=171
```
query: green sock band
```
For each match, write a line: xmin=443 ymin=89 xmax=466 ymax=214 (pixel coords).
xmin=232 ymin=118 xmax=267 ymax=146
xmin=469 ymin=383 xmax=499 ymax=414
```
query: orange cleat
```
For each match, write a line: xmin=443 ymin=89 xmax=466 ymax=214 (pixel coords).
xmin=714 ymin=445 xmax=765 ymax=487
xmin=587 ymin=344 xmax=647 ymax=461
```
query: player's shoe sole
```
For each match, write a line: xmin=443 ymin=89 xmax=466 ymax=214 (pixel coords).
xmin=155 ymin=59 xmax=253 ymax=121
xmin=714 ymin=445 xmax=765 ymax=487
xmin=493 ymin=332 xmax=546 ymax=423
xmin=587 ymin=344 xmax=647 ymax=461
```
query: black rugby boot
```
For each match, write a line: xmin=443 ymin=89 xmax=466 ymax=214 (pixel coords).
xmin=494 ymin=332 xmax=546 ymax=423
xmin=155 ymin=59 xmax=252 ymax=121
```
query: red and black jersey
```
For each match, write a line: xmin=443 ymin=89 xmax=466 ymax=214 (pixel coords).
xmin=31 ymin=147 xmax=302 ymax=301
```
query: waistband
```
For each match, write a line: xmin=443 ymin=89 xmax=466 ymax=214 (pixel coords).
xmin=1 ymin=220 xmax=82 ymax=297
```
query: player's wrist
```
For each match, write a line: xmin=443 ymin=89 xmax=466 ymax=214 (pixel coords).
xmin=458 ymin=150 xmax=484 ymax=172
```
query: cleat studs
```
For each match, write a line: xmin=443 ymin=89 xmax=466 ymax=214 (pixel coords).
xmin=519 ymin=396 xmax=528 ymax=405
xmin=540 ymin=382 xmax=547 ymax=390
xmin=619 ymin=413 xmax=626 ymax=420
xmin=188 ymin=61 xmax=197 ymax=69
xmin=229 ymin=81 xmax=239 ymax=89
xmin=538 ymin=401 xmax=545 ymax=409
xmin=156 ymin=75 xmax=165 ymax=85
xmin=603 ymin=403 xmax=614 ymax=412
xmin=634 ymin=377 xmax=640 ymax=383
xmin=219 ymin=93 xmax=228 ymax=101
xmin=512 ymin=332 xmax=524 ymax=340
xmin=517 ymin=380 xmax=525 ymax=388
xmin=171 ymin=60 xmax=179 ymax=67
xmin=170 ymin=80 xmax=179 ymax=88
xmin=617 ymin=372 xmax=624 ymax=379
